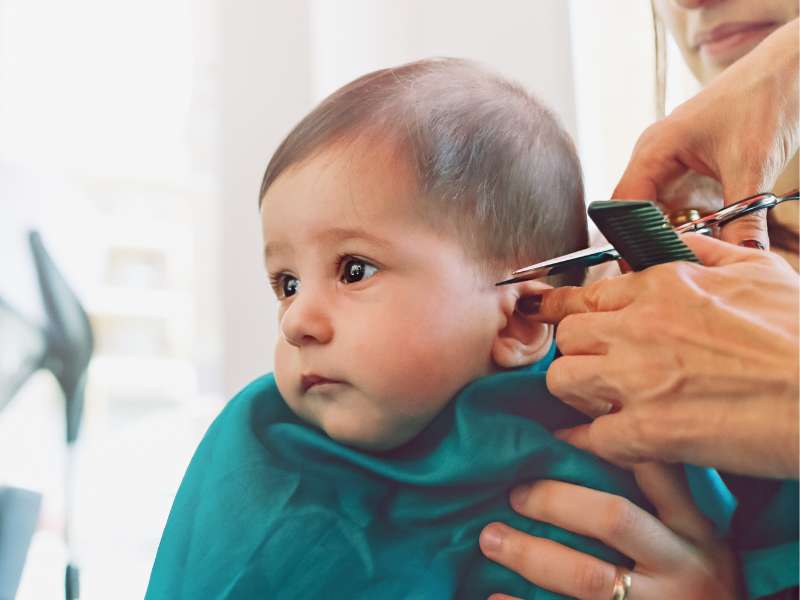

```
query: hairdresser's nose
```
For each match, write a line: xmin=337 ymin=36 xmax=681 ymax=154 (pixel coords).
xmin=280 ymin=291 xmax=334 ymax=348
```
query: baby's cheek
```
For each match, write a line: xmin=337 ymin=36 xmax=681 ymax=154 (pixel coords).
xmin=376 ymin=335 xmax=465 ymax=407
xmin=273 ymin=339 xmax=296 ymax=397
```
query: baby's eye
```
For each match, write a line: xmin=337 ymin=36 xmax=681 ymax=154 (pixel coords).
xmin=282 ymin=276 xmax=300 ymax=297
xmin=340 ymin=258 xmax=378 ymax=284
xmin=271 ymin=274 xmax=300 ymax=299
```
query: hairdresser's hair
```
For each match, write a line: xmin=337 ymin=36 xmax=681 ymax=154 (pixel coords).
xmin=260 ymin=58 xmax=588 ymax=285
xmin=651 ymin=1 xmax=667 ymax=120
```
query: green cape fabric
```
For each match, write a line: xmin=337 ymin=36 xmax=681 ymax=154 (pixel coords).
xmin=146 ymin=359 xmax=798 ymax=599
xmin=146 ymin=362 xmax=647 ymax=599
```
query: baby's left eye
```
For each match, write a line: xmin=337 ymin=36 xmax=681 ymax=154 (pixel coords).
xmin=340 ymin=258 xmax=378 ymax=284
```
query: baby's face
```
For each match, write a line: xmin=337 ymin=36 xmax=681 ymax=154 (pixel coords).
xmin=261 ymin=141 xmax=505 ymax=450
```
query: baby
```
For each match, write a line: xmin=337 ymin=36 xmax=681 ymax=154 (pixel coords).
xmin=147 ymin=59 xmax=782 ymax=600
xmin=260 ymin=57 xmax=586 ymax=452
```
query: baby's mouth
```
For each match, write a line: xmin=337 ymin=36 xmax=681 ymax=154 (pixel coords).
xmin=301 ymin=374 xmax=344 ymax=393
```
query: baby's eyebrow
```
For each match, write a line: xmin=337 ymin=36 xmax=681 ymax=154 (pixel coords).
xmin=263 ymin=240 xmax=290 ymax=262
xmin=315 ymin=227 xmax=392 ymax=249
xmin=263 ymin=227 xmax=392 ymax=265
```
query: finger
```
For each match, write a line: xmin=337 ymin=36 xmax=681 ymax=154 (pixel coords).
xmin=679 ymin=232 xmax=765 ymax=266
xmin=546 ymin=355 xmax=619 ymax=416
xmin=555 ymin=313 xmax=613 ymax=356
xmin=613 ymin=170 xmax=658 ymax=202
xmin=487 ymin=594 xmax=523 ymax=600
xmin=480 ymin=523 xmax=646 ymax=600
xmin=718 ymin=209 xmax=770 ymax=249
xmin=517 ymin=274 xmax=638 ymax=324
xmin=508 ymin=480 xmax=690 ymax=569
xmin=552 ymin=425 xmax=633 ymax=469
xmin=557 ymin=411 xmax=713 ymax=479
xmin=632 ymin=463 xmax=715 ymax=545
xmin=613 ymin=145 xmax=688 ymax=202
xmin=554 ymin=432 xmax=714 ymax=544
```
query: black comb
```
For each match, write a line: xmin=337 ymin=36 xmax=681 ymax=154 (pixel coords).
xmin=587 ymin=200 xmax=700 ymax=271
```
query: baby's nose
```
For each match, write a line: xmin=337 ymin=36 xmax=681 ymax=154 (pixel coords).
xmin=279 ymin=292 xmax=334 ymax=347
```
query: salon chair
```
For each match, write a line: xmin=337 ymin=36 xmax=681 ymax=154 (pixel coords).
xmin=0 ymin=230 xmax=93 ymax=600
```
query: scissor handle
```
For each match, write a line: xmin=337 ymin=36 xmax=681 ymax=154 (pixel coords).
xmin=675 ymin=191 xmax=798 ymax=234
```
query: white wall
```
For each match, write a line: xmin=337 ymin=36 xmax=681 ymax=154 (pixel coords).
xmin=568 ymin=0 xmax=701 ymax=203
xmin=310 ymin=0 xmax=577 ymax=136
xmin=219 ymin=2 xmax=314 ymax=395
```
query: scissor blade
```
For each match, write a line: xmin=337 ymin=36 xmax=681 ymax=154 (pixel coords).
xmin=495 ymin=244 xmax=619 ymax=286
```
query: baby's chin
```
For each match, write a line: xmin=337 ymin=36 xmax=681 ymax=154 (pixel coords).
xmin=276 ymin=378 xmax=443 ymax=452
xmin=319 ymin=416 xmax=426 ymax=453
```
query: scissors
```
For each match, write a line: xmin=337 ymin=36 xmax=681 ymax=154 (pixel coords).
xmin=496 ymin=191 xmax=800 ymax=285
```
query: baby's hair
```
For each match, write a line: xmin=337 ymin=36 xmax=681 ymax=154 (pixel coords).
xmin=260 ymin=58 xmax=587 ymax=285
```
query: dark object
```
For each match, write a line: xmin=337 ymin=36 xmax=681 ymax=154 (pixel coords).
xmin=0 ymin=486 xmax=42 ymax=600
xmin=0 ymin=230 xmax=94 ymax=600
xmin=587 ymin=200 xmax=700 ymax=271
xmin=28 ymin=231 xmax=93 ymax=444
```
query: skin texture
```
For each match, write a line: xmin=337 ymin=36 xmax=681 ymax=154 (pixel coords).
xmin=260 ymin=139 xmax=552 ymax=451
xmin=533 ymin=233 xmax=799 ymax=478
xmin=480 ymin=463 xmax=740 ymax=600
xmin=615 ymin=11 xmax=799 ymax=248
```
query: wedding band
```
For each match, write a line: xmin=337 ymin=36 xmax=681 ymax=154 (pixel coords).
xmin=610 ymin=566 xmax=632 ymax=600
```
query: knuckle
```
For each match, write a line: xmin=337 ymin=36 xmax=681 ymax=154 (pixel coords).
xmin=623 ymin=409 xmax=656 ymax=459
xmin=602 ymin=497 xmax=639 ymax=542
xmin=575 ymin=559 xmax=613 ymax=598
xmin=582 ymin=282 xmax=604 ymax=312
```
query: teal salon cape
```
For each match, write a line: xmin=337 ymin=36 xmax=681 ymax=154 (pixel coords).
xmin=146 ymin=354 xmax=798 ymax=599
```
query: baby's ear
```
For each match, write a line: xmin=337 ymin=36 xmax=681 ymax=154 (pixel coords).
xmin=492 ymin=281 xmax=554 ymax=369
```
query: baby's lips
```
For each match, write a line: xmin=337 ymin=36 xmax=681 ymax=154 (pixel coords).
xmin=300 ymin=373 xmax=344 ymax=392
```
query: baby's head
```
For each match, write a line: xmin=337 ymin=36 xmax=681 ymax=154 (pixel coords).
xmin=259 ymin=58 xmax=587 ymax=451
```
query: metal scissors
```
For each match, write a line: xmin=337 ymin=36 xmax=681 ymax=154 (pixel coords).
xmin=496 ymin=191 xmax=800 ymax=285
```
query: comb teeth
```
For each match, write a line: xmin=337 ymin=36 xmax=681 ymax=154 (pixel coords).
xmin=587 ymin=201 xmax=700 ymax=272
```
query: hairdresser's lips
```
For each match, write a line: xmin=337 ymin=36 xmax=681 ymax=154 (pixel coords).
xmin=693 ymin=21 xmax=780 ymax=63
xmin=301 ymin=374 xmax=345 ymax=393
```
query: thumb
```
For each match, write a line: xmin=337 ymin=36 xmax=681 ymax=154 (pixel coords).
xmin=717 ymin=181 xmax=770 ymax=249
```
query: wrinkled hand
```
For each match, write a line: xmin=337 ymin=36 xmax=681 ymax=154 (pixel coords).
xmin=480 ymin=463 xmax=740 ymax=600
xmin=614 ymin=18 xmax=799 ymax=249
xmin=520 ymin=233 xmax=799 ymax=478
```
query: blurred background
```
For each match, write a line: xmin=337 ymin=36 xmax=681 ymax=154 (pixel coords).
xmin=0 ymin=1 xmax=698 ymax=598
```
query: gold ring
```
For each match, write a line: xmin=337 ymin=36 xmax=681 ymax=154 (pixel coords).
xmin=610 ymin=566 xmax=632 ymax=600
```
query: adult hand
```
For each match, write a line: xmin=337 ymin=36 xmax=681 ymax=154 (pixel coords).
xmin=614 ymin=18 xmax=799 ymax=249
xmin=480 ymin=463 xmax=740 ymax=600
xmin=517 ymin=233 xmax=799 ymax=478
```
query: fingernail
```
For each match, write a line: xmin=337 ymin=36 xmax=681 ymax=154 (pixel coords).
xmin=509 ymin=484 xmax=530 ymax=510
xmin=516 ymin=294 xmax=542 ymax=315
xmin=739 ymin=239 xmax=765 ymax=251
xmin=480 ymin=525 xmax=504 ymax=554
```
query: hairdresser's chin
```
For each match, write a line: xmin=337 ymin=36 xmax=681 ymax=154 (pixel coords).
xmin=653 ymin=0 xmax=798 ymax=83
